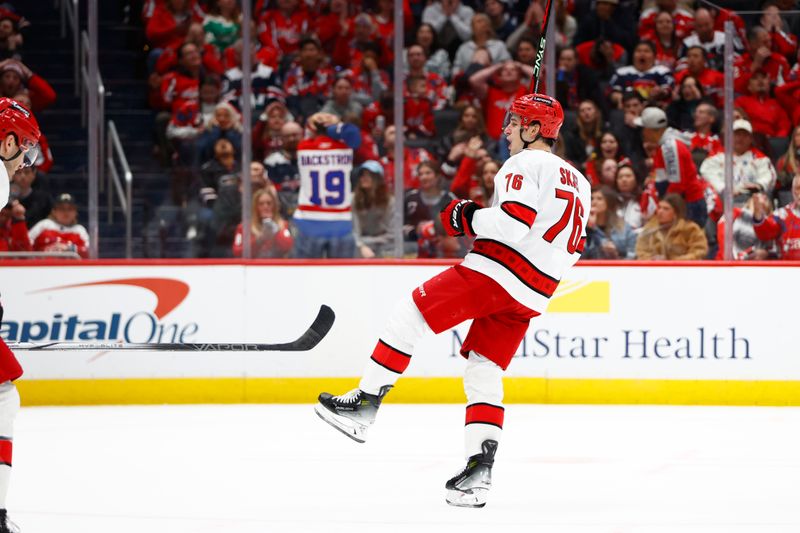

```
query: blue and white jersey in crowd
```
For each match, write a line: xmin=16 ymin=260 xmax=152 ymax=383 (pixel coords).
xmin=293 ymin=122 xmax=362 ymax=238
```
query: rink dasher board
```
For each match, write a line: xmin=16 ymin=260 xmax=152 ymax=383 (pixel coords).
xmin=1 ymin=261 xmax=798 ymax=406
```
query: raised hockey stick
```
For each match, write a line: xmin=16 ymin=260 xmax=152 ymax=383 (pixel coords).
xmin=529 ymin=0 xmax=555 ymax=94
xmin=6 ymin=305 xmax=335 ymax=352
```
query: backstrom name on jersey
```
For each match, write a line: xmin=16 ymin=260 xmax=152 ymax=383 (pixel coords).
xmin=299 ymin=153 xmax=353 ymax=166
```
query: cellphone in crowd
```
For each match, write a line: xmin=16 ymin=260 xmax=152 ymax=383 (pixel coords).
xmin=375 ymin=115 xmax=386 ymax=130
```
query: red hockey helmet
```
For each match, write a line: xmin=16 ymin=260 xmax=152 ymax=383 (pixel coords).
xmin=508 ymin=93 xmax=564 ymax=139
xmin=0 ymin=97 xmax=41 ymax=168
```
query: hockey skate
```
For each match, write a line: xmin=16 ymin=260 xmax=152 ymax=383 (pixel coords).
xmin=314 ymin=385 xmax=392 ymax=443
xmin=445 ymin=439 xmax=498 ymax=508
xmin=0 ymin=509 xmax=20 ymax=533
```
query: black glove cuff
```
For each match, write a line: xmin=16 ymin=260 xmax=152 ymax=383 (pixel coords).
xmin=463 ymin=202 xmax=478 ymax=235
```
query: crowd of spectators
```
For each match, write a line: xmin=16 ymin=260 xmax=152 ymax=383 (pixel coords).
xmin=11 ymin=0 xmax=800 ymax=260
xmin=0 ymin=2 xmax=92 ymax=258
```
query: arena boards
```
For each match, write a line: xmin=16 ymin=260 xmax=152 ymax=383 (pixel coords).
xmin=2 ymin=260 xmax=798 ymax=406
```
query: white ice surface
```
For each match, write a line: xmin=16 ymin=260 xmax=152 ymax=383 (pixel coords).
xmin=9 ymin=404 xmax=800 ymax=533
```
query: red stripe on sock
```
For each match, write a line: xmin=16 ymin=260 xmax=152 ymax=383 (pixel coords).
xmin=370 ymin=340 xmax=412 ymax=374
xmin=0 ymin=439 xmax=13 ymax=466
xmin=465 ymin=403 xmax=505 ymax=428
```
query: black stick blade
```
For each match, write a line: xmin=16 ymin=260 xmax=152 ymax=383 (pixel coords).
xmin=269 ymin=304 xmax=336 ymax=351
xmin=6 ymin=305 xmax=336 ymax=352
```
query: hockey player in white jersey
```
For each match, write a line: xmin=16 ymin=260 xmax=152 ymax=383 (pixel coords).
xmin=0 ymin=97 xmax=40 ymax=533
xmin=316 ymin=93 xmax=590 ymax=507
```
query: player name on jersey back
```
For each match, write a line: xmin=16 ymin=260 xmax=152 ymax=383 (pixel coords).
xmin=462 ymin=149 xmax=591 ymax=314
xmin=294 ymin=137 xmax=354 ymax=223
xmin=298 ymin=152 xmax=353 ymax=167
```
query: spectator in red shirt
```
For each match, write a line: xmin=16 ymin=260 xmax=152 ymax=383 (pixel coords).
xmin=451 ymin=151 xmax=500 ymax=207
xmin=735 ymin=69 xmax=791 ymax=139
xmin=775 ymin=52 xmax=800 ymax=126
xmin=284 ymin=36 xmax=335 ymax=122
xmin=145 ymin=0 xmax=203 ymax=51
xmin=315 ymin=0 xmax=352 ymax=52
xmin=687 ymin=101 xmax=722 ymax=162
xmin=403 ymin=76 xmax=435 ymax=138
xmin=647 ymin=11 xmax=682 ymax=70
xmin=232 ymin=188 xmax=293 ymax=258
xmin=0 ymin=60 xmax=56 ymax=112
xmin=734 ymin=26 xmax=791 ymax=94
xmin=753 ymin=175 xmax=800 ymax=259
xmin=710 ymin=6 xmax=747 ymax=50
xmin=639 ymin=0 xmax=694 ymax=41
xmin=405 ymin=44 xmax=448 ymax=111
xmin=760 ymin=2 xmax=797 ymax=61
xmin=154 ymin=22 xmax=225 ymax=76
xmin=257 ymin=0 xmax=311 ymax=57
xmin=638 ymin=106 xmax=707 ymax=228
xmin=253 ymin=100 xmax=288 ymax=161
xmin=574 ymin=37 xmax=626 ymax=82
xmin=370 ymin=0 xmax=412 ymax=60
xmin=380 ymin=125 xmax=433 ymax=190
xmin=333 ymin=13 xmax=392 ymax=70
xmin=28 ymin=194 xmax=90 ymax=259
xmin=675 ymin=46 xmax=723 ymax=106
xmin=158 ymin=41 xmax=203 ymax=112
xmin=469 ymin=60 xmax=531 ymax=140
xmin=0 ymin=200 xmax=30 ymax=252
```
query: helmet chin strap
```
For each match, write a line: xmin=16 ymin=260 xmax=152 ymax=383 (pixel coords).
xmin=518 ymin=123 xmax=542 ymax=150
xmin=0 ymin=148 xmax=22 ymax=163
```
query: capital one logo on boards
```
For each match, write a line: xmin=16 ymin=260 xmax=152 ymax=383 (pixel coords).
xmin=0 ymin=278 xmax=200 ymax=343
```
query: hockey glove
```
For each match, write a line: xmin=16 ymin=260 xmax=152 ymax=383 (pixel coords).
xmin=440 ymin=199 xmax=478 ymax=237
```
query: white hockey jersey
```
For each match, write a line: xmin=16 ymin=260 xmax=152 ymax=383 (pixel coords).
xmin=461 ymin=149 xmax=591 ymax=313
xmin=0 ymin=163 xmax=8 ymax=209
xmin=293 ymin=136 xmax=355 ymax=237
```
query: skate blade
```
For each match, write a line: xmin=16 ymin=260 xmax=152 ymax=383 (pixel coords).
xmin=446 ymin=488 xmax=489 ymax=508
xmin=314 ymin=403 xmax=368 ymax=443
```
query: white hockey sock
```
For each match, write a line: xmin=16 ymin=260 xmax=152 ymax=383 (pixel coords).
xmin=0 ymin=465 xmax=9 ymax=509
xmin=463 ymin=351 xmax=504 ymax=459
xmin=0 ymin=382 xmax=19 ymax=509
xmin=359 ymin=293 xmax=433 ymax=396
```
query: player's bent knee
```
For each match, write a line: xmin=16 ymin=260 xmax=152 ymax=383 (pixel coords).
xmin=464 ymin=352 xmax=504 ymax=405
